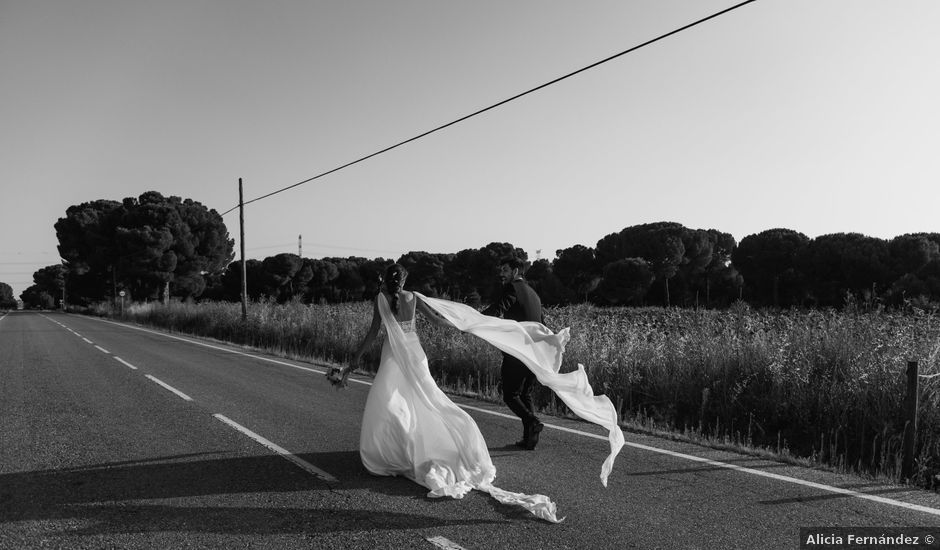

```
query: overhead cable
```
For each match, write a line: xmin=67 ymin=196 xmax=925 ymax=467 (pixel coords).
xmin=222 ymin=0 xmax=758 ymax=216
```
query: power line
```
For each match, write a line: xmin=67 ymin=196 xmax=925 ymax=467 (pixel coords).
xmin=222 ymin=0 xmax=758 ymax=216
xmin=245 ymin=240 xmax=400 ymax=256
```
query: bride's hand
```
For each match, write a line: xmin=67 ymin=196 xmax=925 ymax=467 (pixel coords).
xmin=326 ymin=366 xmax=350 ymax=389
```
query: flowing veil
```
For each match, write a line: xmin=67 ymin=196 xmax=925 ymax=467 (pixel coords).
xmin=413 ymin=292 xmax=625 ymax=487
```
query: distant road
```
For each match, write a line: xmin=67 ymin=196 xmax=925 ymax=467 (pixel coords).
xmin=1 ymin=311 xmax=939 ymax=549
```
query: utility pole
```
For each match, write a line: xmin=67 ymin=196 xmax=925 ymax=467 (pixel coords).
xmin=298 ymin=234 xmax=302 ymax=258
xmin=239 ymin=178 xmax=248 ymax=322
xmin=61 ymin=260 xmax=68 ymax=310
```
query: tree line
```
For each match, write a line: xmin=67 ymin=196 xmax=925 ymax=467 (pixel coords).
xmin=8 ymin=193 xmax=940 ymax=311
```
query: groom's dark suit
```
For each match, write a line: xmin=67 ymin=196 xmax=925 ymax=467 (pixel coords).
xmin=483 ymin=278 xmax=545 ymax=449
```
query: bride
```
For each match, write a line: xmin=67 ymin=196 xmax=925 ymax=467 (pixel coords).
xmin=335 ymin=263 xmax=624 ymax=523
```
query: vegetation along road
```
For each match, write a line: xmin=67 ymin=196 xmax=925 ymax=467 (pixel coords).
xmin=1 ymin=310 xmax=938 ymax=549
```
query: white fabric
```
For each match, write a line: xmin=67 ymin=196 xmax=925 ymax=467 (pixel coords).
xmin=360 ymin=292 xmax=562 ymax=523
xmin=415 ymin=292 xmax=625 ymax=487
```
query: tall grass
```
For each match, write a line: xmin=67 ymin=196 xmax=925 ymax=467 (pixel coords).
xmin=121 ymin=298 xmax=368 ymax=365
xmin=106 ymin=298 xmax=939 ymax=488
xmin=546 ymin=302 xmax=940 ymax=488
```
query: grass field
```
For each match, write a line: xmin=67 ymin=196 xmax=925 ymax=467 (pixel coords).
xmin=106 ymin=297 xmax=940 ymax=489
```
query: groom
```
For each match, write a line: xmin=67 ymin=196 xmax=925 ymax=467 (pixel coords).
xmin=483 ymin=256 xmax=546 ymax=450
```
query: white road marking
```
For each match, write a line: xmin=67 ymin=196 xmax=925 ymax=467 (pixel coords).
xmin=114 ymin=357 xmax=138 ymax=370
xmin=426 ymin=536 xmax=467 ymax=550
xmin=94 ymin=345 xmax=110 ymax=354
xmin=460 ymin=404 xmax=517 ymax=421
xmin=620 ymin=440 xmax=940 ymax=517
xmin=213 ymin=414 xmax=338 ymax=482
xmin=81 ymin=337 xmax=92 ymax=344
xmin=144 ymin=374 xmax=193 ymax=401
xmin=87 ymin=315 xmax=940 ymax=518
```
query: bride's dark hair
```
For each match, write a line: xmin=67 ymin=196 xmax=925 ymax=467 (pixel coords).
xmin=384 ymin=263 xmax=408 ymax=314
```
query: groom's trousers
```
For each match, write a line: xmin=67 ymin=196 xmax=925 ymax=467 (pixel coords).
xmin=501 ymin=354 xmax=538 ymax=426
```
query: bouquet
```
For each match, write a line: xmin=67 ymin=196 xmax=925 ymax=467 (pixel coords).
xmin=326 ymin=366 xmax=350 ymax=390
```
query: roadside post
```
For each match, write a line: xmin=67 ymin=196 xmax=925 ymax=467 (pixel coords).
xmin=900 ymin=360 xmax=919 ymax=481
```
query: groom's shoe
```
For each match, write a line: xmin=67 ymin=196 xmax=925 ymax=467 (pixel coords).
xmin=523 ymin=420 xmax=544 ymax=450
xmin=514 ymin=422 xmax=531 ymax=448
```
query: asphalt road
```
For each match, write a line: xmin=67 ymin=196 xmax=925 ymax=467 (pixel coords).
xmin=2 ymin=310 xmax=939 ymax=549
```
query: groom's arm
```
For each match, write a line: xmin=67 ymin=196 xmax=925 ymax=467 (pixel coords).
xmin=482 ymin=284 xmax=517 ymax=318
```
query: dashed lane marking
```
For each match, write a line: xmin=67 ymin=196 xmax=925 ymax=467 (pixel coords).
xmin=426 ymin=536 xmax=467 ymax=550
xmin=144 ymin=374 xmax=193 ymax=402
xmin=114 ymin=357 xmax=138 ymax=370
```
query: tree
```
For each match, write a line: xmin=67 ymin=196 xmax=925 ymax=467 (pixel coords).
xmin=669 ymin=228 xmax=716 ymax=307
xmin=442 ymin=248 xmax=482 ymax=301
xmin=55 ymin=199 xmax=124 ymax=304
xmin=916 ymin=260 xmax=940 ymax=303
xmin=596 ymin=222 xmax=687 ymax=306
xmin=594 ymin=258 xmax=654 ymax=305
xmin=553 ymin=245 xmax=599 ymax=302
xmin=798 ymin=233 xmax=892 ymax=307
xmin=304 ymin=259 xmax=341 ymax=303
xmin=260 ymin=253 xmax=305 ymax=302
xmin=887 ymin=233 xmax=940 ymax=306
xmin=398 ymin=251 xmax=450 ymax=297
xmin=34 ymin=265 xmax=66 ymax=303
xmin=732 ymin=228 xmax=809 ymax=307
xmin=699 ymin=229 xmax=741 ymax=307
xmin=116 ymin=192 xmax=234 ymax=302
xmin=20 ymin=286 xmax=55 ymax=309
xmin=525 ymin=258 xmax=570 ymax=305
xmin=889 ymin=233 xmax=940 ymax=276
xmin=15 ymin=265 xmax=68 ymax=309
xmin=328 ymin=257 xmax=368 ymax=301
xmin=55 ymin=192 xmax=234 ymax=304
xmin=170 ymin=195 xmax=236 ymax=297
xmin=0 ymin=282 xmax=16 ymax=309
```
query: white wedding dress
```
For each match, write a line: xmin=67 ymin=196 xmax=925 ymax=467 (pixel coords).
xmin=359 ymin=291 xmax=625 ymax=523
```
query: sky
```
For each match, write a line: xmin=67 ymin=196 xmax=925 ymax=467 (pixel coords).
xmin=2 ymin=0 xmax=939 ymax=298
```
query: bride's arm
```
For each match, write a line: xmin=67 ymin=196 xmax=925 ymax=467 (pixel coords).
xmin=349 ymin=298 xmax=382 ymax=370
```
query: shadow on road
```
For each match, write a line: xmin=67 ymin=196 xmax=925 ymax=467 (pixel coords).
xmin=0 ymin=450 xmax=504 ymax=534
